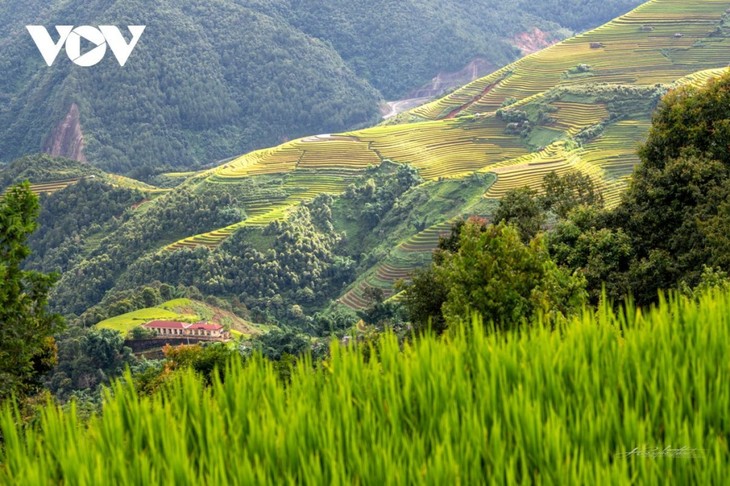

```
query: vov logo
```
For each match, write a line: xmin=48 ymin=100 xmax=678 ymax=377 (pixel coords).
xmin=26 ymin=25 xmax=146 ymax=67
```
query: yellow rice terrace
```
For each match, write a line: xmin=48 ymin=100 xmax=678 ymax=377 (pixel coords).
xmin=2 ymin=290 xmax=729 ymax=484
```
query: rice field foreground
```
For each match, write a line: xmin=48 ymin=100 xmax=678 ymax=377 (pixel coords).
xmin=2 ymin=290 xmax=729 ymax=484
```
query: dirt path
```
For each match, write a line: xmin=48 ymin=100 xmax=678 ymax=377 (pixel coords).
xmin=444 ymin=81 xmax=500 ymax=119
xmin=381 ymin=97 xmax=431 ymax=119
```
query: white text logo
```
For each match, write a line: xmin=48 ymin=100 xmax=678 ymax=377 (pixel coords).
xmin=26 ymin=26 xmax=146 ymax=67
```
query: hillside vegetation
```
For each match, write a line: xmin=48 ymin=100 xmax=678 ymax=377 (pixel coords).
xmin=1 ymin=1 xmax=728 ymax=322
xmin=10 ymin=35 xmax=730 ymax=408
xmin=6 ymin=1 xmax=730 ymax=327
xmin=163 ymin=0 xmax=730 ymax=309
xmin=0 ymin=0 xmax=643 ymax=176
xmin=2 ymin=289 xmax=729 ymax=483
xmin=95 ymin=298 xmax=257 ymax=337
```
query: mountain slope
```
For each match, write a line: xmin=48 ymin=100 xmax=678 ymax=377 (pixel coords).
xmin=0 ymin=0 xmax=643 ymax=175
xmin=173 ymin=0 xmax=730 ymax=311
xmin=406 ymin=0 xmax=730 ymax=120
xmin=178 ymin=0 xmax=730 ymax=247
xmin=7 ymin=0 xmax=730 ymax=322
xmin=95 ymin=298 xmax=259 ymax=338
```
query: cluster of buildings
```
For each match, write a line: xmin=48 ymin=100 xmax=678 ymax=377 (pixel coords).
xmin=142 ymin=320 xmax=231 ymax=341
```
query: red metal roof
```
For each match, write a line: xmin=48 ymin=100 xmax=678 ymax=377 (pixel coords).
xmin=189 ymin=322 xmax=224 ymax=331
xmin=144 ymin=320 xmax=188 ymax=329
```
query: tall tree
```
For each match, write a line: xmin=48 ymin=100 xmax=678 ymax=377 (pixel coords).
xmin=541 ymin=171 xmax=604 ymax=219
xmin=548 ymin=72 xmax=730 ymax=305
xmin=612 ymin=73 xmax=730 ymax=303
xmin=401 ymin=220 xmax=586 ymax=333
xmin=0 ymin=182 xmax=64 ymax=401
xmin=493 ymin=187 xmax=546 ymax=243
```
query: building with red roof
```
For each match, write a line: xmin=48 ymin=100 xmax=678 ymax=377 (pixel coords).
xmin=142 ymin=320 xmax=231 ymax=341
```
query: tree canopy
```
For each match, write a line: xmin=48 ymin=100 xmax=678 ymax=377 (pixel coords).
xmin=0 ymin=182 xmax=64 ymax=401
xmin=401 ymin=219 xmax=586 ymax=333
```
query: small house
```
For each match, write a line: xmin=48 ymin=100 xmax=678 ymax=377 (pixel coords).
xmin=144 ymin=320 xmax=189 ymax=337
xmin=186 ymin=322 xmax=231 ymax=340
xmin=142 ymin=321 xmax=231 ymax=341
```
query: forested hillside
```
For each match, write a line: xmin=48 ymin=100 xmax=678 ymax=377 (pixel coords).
xmin=3 ymin=0 xmax=729 ymax=328
xmin=0 ymin=0 xmax=642 ymax=176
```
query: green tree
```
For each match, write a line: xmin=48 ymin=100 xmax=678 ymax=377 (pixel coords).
xmin=359 ymin=287 xmax=400 ymax=328
xmin=541 ymin=170 xmax=604 ymax=218
xmin=493 ymin=187 xmax=546 ymax=243
xmin=547 ymin=206 xmax=633 ymax=303
xmin=244 ymin=330 xmax=311 ymax=361
xmin=0 ymin=182 xmax=64 ymax=401
xmin=141 ymin=287 xmax=161 ymax=308
xmin=638 ymin=78 xmax=730 ymax=171
xmin=613 ymin=154 xmax=728 ymax=303
xmin=402 ymin=221 xmax=586 ymax=333
xmin=605 ymin=74 xmax=730 ymax=303
xmin=546 ymin=73 xmax=730 ymax=305
xmin=436 ymin=222 xmax=586 ymax=329
xmin=396 ymin=267 xmax=449 ymax=335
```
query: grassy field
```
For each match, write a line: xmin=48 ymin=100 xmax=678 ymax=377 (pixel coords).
xmin=95 ymin=299 xmax=258 ymax=337
xmin=95 ymin=303 xmax=198 ymax=336
xmin=3 ymin=289 xmax=729 ymax=483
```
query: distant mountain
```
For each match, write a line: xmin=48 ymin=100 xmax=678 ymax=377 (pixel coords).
xmin=0 ymin=0 xmax=643 ymax=176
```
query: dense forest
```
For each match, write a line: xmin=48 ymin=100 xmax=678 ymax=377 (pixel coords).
xmin=0 ymin=0 xmax=643 ymax=176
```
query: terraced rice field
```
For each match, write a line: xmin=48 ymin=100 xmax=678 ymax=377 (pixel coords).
xmin=484 ymin=142 xmax=603 ymax=195
xmin=484 ymin=134 xmax=642 ymax=208
xmin=412 ymin=0 xmax=730 ymax=119
xmin=549 ymin=103 xmax=609 ymax=135
xmin=171 ymin=0 xmax=730 ymax=253
xmin=213 ymin=143 xmax=302 ymax=180
xmin=339 ymin=221 xmax=454 ymax=310
xmin=0 ymin=178 xmax=80 ymax=198
xmin=167 ymin=170 xmax=357 ymax=251
xmin=208 ymin=118 xmax=529 ymax=184
xmin=166 ymin=204 xmax=293 ymax=251
xmin=104 ymin=174 xmax=167 ymax=193
xmin=580 ymin=120 xmax=652 ymax=179
xmin=3 ymin=174 xmax=167 ymax=200
xmin=26 ymin=178 xmax=80 ymax=195
xmin=350 ymin=118 xmax=529 ymax=179
xmin=675 ymin=67 xmax=729 ymax=87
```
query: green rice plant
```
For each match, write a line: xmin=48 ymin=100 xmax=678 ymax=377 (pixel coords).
xmin=2 ymin=289 xmax=729 ymax=484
